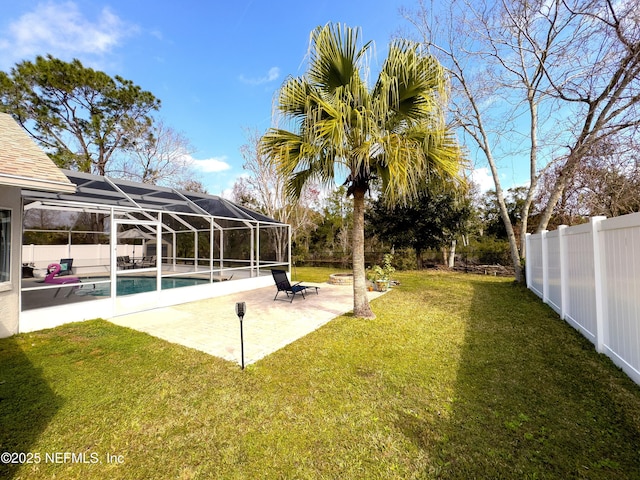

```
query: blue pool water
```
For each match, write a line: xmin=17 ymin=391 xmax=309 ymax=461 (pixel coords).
xmin=75 ymin=276 xmax=210 ymax=296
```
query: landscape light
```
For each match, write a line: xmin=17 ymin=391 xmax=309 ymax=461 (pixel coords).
xmin=235 ymin=302 xmax=246 ymax=369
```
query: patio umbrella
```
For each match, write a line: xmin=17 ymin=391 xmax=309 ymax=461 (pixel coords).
xmin=117 ymin=228 xmax=156 ymax=258
xmin=117 ymin=228 xmax=156 ymax=240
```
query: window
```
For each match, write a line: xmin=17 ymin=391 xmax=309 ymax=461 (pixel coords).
xmin=0 ymin=209 xmax=10 ymax=283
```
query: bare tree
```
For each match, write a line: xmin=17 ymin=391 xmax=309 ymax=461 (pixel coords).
xmin=533 ymin=0 xmax=640 ymax=230
xmin=403 ymin=0 xmax=640 ymax=281
xmin=536 ymin=135 xmax=640 ymax=223
xmin=232 ymin=128 xmax=320 ymax=261
xmin=110 ymin=119 xmax=200 ymax=189
xmin=403 ymin=0 xmax=535 ymax=280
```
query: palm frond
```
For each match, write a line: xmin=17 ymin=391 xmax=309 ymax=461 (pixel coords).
xmin=278 ymin=76 xmax=315 ymax=118
xmin=308 ymin=24 xmax=371 ymax=92
xmin=375 ymin=40 xmax=447 ymax=124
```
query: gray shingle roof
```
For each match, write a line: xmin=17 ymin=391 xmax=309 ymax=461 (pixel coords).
xmin=0 ymin=112 xmax=76 ymax=192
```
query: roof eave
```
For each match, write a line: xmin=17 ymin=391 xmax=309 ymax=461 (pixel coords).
xmin=0 ymin=173 xmax=76 ymax=193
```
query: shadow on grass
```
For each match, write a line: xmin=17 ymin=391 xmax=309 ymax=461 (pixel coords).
xmin=0 ymin=336 xmax=62 ymax=479
xmin=397 ymin=277 xmax=640 ymax=479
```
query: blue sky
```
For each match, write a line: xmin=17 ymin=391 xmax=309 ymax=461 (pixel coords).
xmin=1 ymin=0 xmax=442 ymax=195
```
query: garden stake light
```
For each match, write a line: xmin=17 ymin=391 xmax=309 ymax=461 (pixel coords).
xmin=235 ymin=302 xmax=246 ymax=369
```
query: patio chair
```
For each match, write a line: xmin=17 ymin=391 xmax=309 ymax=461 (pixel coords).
xmin=55 ymin=258 xmax=74 ymax=275
xmin=46 ymin=258 xmax=72 ymax=276
xmin=44 ymin=262 xmax=81 ymax=297
xmin=117 ymin=256 xmax=135 ymax=269
xmin=271 ymin=269 xmax=319 ymax=302
xmin=136 ymin=256 xmax=156 ymax=268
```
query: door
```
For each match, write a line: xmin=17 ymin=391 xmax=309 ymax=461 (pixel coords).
xmin=112 ymin=219 xmax=161 ymax=315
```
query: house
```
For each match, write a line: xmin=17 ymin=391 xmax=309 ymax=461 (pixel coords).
xmin=0 ymin=112 xmax=76 ymax=337
xmin=1 ymin=112 xmax=290 ymax=336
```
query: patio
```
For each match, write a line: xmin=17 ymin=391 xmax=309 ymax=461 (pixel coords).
xmin=109 ymin=282 xmax=384 ymax=365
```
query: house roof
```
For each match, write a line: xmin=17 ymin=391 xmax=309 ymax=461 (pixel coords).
xmin=0 ymin=112 xmax=76 ymax=193
xmin=23 ymin=169 xmax=283 ymax=225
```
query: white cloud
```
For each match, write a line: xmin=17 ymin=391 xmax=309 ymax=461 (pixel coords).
xmin=239 ymin=66 xmax=281 ymax=85
xmin=191 ymin=156 xmax=232 ymax=173
xmin=220 ymin=187 xmax=235 ymax=200
xmin=471 ymin=167 xmax=495 ymax=193
xmin=0 ymin=1 xmax=137 ymax=68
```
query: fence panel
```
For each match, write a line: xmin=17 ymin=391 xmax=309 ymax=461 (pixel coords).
xmin=527 ymin=212 xmax=640 ymax=386
xmin=546 ymin=230 xmax=562 ymax=315
xmin=564 ymin=223 xmax=597 ymax=342
xmin=22 ymin=244 xmax=134 ymax=274
xmin=527 ymin=234 xmax=544 ymax=297
xmin=600 ymin=214 xmax=640 ymax=376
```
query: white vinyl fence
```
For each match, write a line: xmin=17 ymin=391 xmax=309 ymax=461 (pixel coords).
xmin=526 ymin=213 xmax=640 ymax=385
xmin=22 ymin=244 xmax=136 ymax=276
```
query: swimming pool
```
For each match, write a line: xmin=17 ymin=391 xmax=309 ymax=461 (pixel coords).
xmin=75 ymin=276 xmax=211 ymax=296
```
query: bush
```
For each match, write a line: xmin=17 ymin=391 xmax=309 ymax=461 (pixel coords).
xmin=391 ymin=248 xmax=417 ymax=270
xmin=466 ymin=237 xmax=511 ymax=265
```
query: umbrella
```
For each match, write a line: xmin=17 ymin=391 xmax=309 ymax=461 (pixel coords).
xmin=117 ymin=228 xmax=156 ymax=258
xmin=117 ymin=228 xmax=155 ymax=240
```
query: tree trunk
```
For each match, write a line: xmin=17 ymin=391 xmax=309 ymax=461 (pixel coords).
xmin=486 ymin=151 xmax=523 ymax=282
xmin=536 ymin=157 xmax=577 ymax=232
xmin=520 ymin=94 xmax=540 ymax=260
xmin=352 ymin=187 xmax=375 ymax=319
xmin=448 ymin=239 xmax=456 ymax=268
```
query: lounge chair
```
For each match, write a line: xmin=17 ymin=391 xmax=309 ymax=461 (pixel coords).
xmin=45 ymin=258 xmax=73 ymax=278
xmin=44 ymin=262 xmax=81 ymax=297
xmin=44 ymin=263 xmax=80 ymax=284
xmin=271 ymin=269 xmax=319 ymax=302
xmin=136 ymin=256 xmax=156 ymax=268
xmin=60 ymin=258 xmax=74 ymax=275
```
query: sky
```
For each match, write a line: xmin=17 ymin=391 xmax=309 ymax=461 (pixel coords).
xmin=0 ymin=0 xmax=499 ymax=195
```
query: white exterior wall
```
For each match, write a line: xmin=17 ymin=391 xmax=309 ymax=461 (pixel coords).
xmin=0 ymin=186 xmax=21 ymax=337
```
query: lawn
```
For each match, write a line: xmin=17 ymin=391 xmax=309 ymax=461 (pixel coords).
xmin=2 ymin=268 xmax=640 ymax=479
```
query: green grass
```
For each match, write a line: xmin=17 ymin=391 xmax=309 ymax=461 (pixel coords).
xmin=2 ymin=268 xmax=640 ymax=479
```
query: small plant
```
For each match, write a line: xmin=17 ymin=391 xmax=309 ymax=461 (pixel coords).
xmin=372 ymin=254 xmax=395 ymax=282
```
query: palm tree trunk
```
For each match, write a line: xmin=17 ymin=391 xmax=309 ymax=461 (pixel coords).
xmin=352 ymin=187 xmax=375 ymax=319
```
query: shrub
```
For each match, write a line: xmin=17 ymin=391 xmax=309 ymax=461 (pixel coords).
xmin=467 ymin=237 xmax=511 ymax=265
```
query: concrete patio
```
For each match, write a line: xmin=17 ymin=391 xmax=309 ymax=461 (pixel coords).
xmin=109 ymin=282 xmax=384 ymax=366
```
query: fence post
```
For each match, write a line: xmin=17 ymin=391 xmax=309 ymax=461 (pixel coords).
xmin=558 ymin=225 xmax=568 ymax=320
xmin=541 ymin=230 xmax=549 ymax=305
xmin=591 ymin=216 xmax=606 ymax=353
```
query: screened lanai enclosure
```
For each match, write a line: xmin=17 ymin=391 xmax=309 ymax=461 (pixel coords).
xmin=20 ymin=170 xmax=290 ymax=331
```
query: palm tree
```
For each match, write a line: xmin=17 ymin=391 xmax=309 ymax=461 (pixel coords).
xmin=261 ymin=23 xmax=463 ymax=319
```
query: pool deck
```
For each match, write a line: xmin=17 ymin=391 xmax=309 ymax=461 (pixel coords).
xmin=109 ymin=282 xmax=384 ymax=366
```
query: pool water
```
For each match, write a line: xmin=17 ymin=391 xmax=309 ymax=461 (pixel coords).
xmin=75 ymin=276 xmax=210 ymax=296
